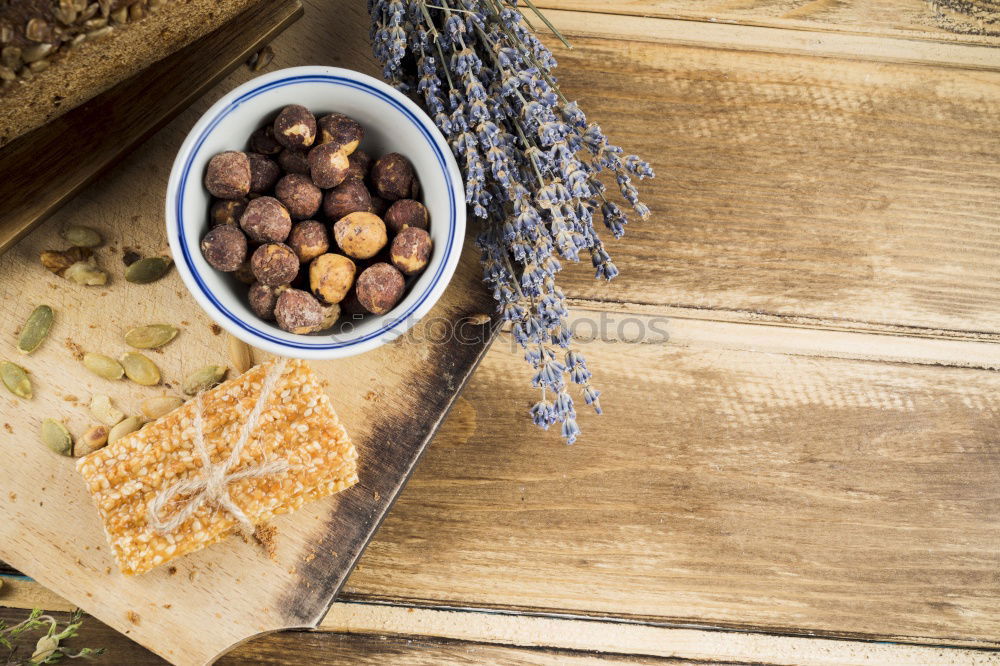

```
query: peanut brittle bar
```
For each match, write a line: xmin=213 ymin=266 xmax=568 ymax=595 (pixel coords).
xmin=76 ymin=358 xmax=357 ymax=575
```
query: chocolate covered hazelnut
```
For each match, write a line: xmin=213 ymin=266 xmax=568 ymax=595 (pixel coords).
xmin=249 ymin=125 xmax=282 ymax=156
xmin=275 ymin=174 xmax=322 ymax=220
xmin=308 ymin=143 xmax=350 ymax=189
xmin=309 ymin=253 xmax=356 ymax=305
xmin=210 ymin=198 xmax=247 ymax=227
xmin=240 ymin=196 xmax=292 ymax=243
xmin=251 ymin=242 xmax=299 ymax=286
xmin=317 ymin=113 xmax=364 ymax=154
xmin=248 ymin=282 xmax=288 ymax=320
xmin=275 ymin=288 xmax=328 ymax=334
xmin=277 ymin=148 xmax=310 ymax=175
xmin=247 ymin=152 xmax=281 ymax=193
xmin=287 ymin=220 xmax=329 ymax=263
xmin=345 ymin=149 xmax=372 ymax=182
xmin=200 ymin=224 xmax=248 ymax=272
xmin=371 ymin=152 xmax=416 ymax=200
xmin=333 ymin=211 xmax=388 ymax=260
xmin=356 ymin=263 xmax=405 ymax=315
xmin=390 ymin=226 xmax=432 ymax=275
xmin=384 ymin=199 xmax=430 ymax=234
xmin=205 ymin=151 xmax=251 ymax=199
xmin=323 ymin=180 xmax=372 ymax=221
xmin=273 ymin=104 xmax=316 ymax=150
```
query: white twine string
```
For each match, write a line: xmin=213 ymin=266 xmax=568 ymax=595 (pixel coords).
xmin=147 ymin=359 xmax=289 ymax=535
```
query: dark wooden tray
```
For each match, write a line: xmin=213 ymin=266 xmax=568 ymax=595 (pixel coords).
xmin=0 ymin=0 xmax=303 ymax=254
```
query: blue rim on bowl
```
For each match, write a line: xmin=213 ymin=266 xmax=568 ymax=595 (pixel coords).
xmin=166 ymin=66 xmax=466 ymax=360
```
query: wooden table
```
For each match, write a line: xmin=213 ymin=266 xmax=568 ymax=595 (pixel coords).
xmin=3 ymin=0 xmax=1000 ymax=663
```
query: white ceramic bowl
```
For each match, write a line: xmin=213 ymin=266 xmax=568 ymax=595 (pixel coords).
xmin=166 ymin=66 xmax=466 ymax=359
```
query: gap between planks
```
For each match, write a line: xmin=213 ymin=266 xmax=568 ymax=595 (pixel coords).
xmin=538 ymin=7 xmax=1000 ymax=71
xmin=496 ymin=305 xmax=1000 ymax=371
xmin=3 ymin=579 xmax=996 ymax=666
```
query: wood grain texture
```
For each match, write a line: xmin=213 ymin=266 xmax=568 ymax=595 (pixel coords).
xmin=535 ymin=0 xmax=1000 ymax=45
xmin=340 ymin=318 xmax=1000 ymax=647
xmin=0 ymin=1 xmax=495 ymax=661
xmin=530 ymin=26 xmax=1000 ymax=337
xmin=0 ymin=0 xmax=303 ymax=255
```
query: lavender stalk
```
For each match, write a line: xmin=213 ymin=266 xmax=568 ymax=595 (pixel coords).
xmin=369 ymin=0 xmax=654 ymax=443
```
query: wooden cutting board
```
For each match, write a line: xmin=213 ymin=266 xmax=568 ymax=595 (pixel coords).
xmin=0 ymin=126 xmax=494 ymax=666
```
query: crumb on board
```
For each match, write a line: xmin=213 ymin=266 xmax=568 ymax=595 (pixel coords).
xmin=3 ymin=423 xmax=12 ymax=434
xmin=122 ymin=249 xmax=141 ymax=266
xmin=304 ymin=553 xmax=315 ymax=563
xmin=287 ymin=566 xmax=297 ymax=575
xmin=64 ymin=338 xmax=85 ymax=361
xmin=105 ymin=567 xmax=112 ymax=575
xmin=189 ymin=570 xmax=199 ymax=582
xmin=167 ymin=566 xmax=177 ymax=576
xmin=63 ymin=394 xmax=78 ymax=403
xmin=364 ymin=390 xmax=378 ymax=401
xmin=373 ymin=491 xmax=380 ymax=501
xmin=210 ymin=323 xmax=222 ymax=335
xmin=127 ymin=611 xmax=140 ymax=626
xmin=181 ymin=320 xmax=190 ymax=326
xmin=8 ymin=492 xmax=15 ymax=501
xmin=253 ymin=523 xmax=279 ymax=561
xmin=163 ymin=604 xmax=172 ymax=609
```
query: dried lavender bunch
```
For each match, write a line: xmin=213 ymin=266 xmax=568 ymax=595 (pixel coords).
xmin=369 ymin=0 xmax=654 ymax=443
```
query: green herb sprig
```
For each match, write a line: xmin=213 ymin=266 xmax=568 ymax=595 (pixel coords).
xmin=1 ymin=608 xmax=104 ymax=665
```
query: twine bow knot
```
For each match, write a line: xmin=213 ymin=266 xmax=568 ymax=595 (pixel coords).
xmin=147 ymin=359 xmax=288 ymax=535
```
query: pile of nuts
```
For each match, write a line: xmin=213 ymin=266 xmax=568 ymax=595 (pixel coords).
xmin=200 ymin=105 xmax=434 ymax=335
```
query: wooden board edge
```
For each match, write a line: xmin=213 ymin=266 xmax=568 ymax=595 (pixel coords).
xmin=206 ymin=319 xmax=503 ymax=662
xmin=0 ymin=0 xmax=304 ymax=255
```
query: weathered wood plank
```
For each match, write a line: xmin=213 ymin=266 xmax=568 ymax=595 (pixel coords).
xmin=342 ymin=318 xmax=1000 ymax=647
xmin=530 ymin=30 xmax=1000 ymax=337
xmin=535 ymin=0 xmax=1000 ymax=46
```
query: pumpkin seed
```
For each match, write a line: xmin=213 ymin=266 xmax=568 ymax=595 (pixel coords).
xmin=90 ymin=393 xmax=124 ymax=426
xmin=60 ymin=224 xmax=102 ymax=248
xmin=64 ymin=260 xmax=108 ymax=285
xmin=121 ymin=352 xmax=160 ymax=385
xmin=182 ymin=365 xmax=227 ymax=395
xmin=82 ymin=352 xmax=124 ymax=380
xmin=108 ymin=415 xmax=144 ymax=445
xmin=40 ymin=419 xmax=72 ymax=456
xmin=75 ymin=424 xmax=108 ymax=456
xmin=124 ymin=256 xmax=172 ymax=284
xmin=124 ymin=324 xmax=178 ymax=349
xmin=17 ymin=305 xmax=53 ymax=354
xmin=0 ymin=66 xmax=15 ymax=82
xmin=141 ymin=395 xmax=184 ymax=420
xmin=228 ymin=334 xmax=254 ymax=374
xmin=0 ymin=361 xmax=31 ymax=399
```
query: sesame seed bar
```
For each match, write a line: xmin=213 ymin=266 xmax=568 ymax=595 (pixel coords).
xmin=76 ymin=358 xmax=358 ymax=575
